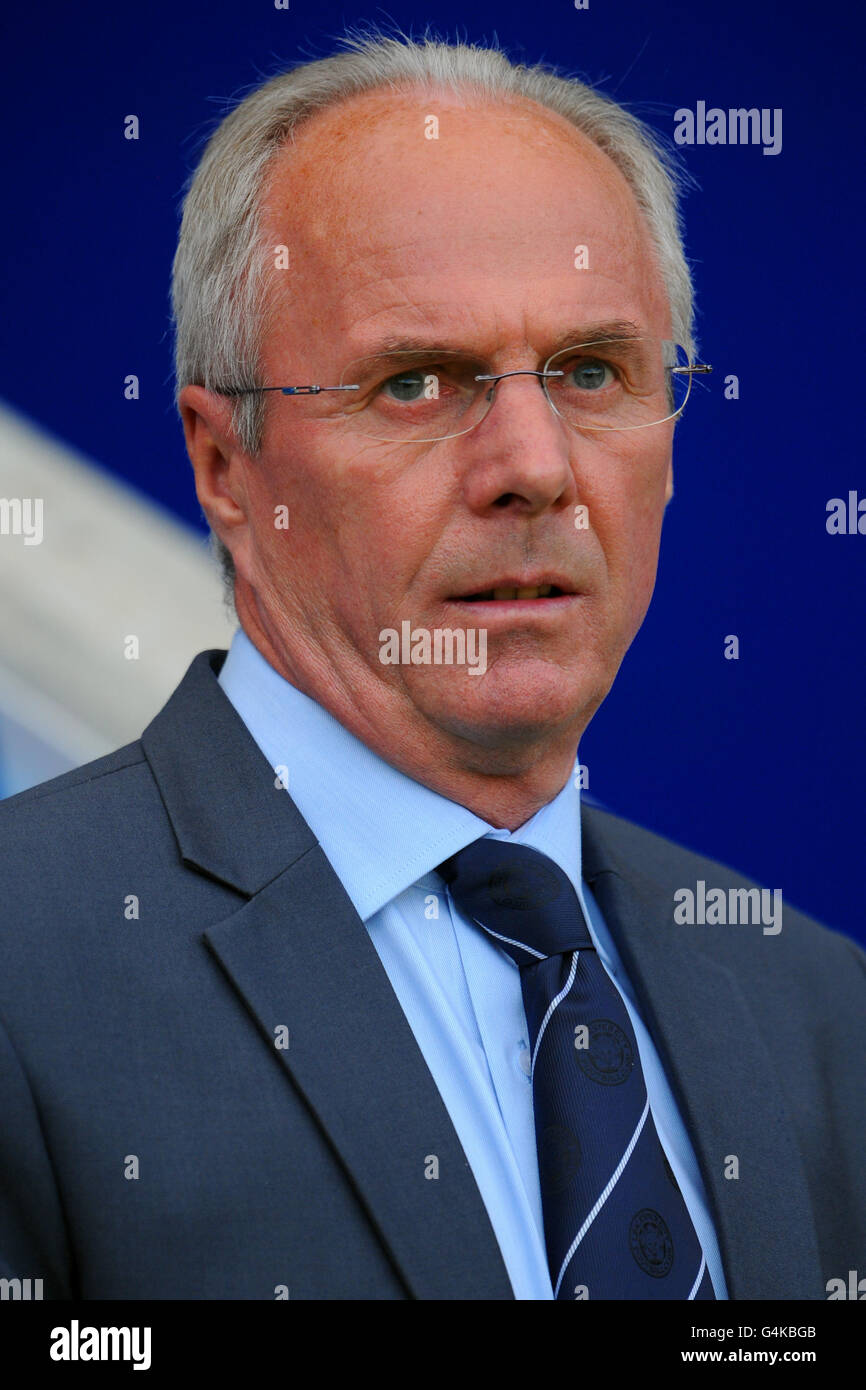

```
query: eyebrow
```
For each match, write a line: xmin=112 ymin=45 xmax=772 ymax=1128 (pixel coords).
xmin=354 ymin=320 xmax=645 ymax=360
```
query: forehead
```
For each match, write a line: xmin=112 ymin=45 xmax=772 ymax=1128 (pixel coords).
xmin=258 ymin=87 xmax=670 ymax=362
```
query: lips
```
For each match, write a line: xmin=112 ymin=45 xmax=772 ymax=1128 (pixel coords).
xmin=450 ymin=578 xmax=573 ymax=602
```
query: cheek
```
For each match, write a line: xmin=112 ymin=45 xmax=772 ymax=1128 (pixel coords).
xmin=618 ymin=493 xmax=667 ymax=632
xmin=249 ymin=436 xmax=445 ymax=610
xmin=585 ymin=443 xmax=670 ymax=626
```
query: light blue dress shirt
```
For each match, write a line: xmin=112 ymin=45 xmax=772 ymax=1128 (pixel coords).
xmin=218 ymin=627 xmax=728 ymax=1300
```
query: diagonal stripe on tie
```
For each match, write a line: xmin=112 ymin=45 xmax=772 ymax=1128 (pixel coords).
xmin=438 ymin=839 xmax=715 ymax=1301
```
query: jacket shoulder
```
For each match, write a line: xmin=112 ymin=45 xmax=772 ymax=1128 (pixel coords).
xmin=0 ymin=742 xmax=147 ymax=812
xmin=0 ymin=741 xmax=167 ymax=903
xmin=582 ymin=801 xmax=866 ymax=970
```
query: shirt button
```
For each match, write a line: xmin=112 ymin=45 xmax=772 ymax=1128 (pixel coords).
xmin=518 ymin=1045 xmax=532 ymax=1076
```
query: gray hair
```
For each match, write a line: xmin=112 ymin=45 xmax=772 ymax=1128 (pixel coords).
xmin=171 ymin=27 xmax=696 ymax=599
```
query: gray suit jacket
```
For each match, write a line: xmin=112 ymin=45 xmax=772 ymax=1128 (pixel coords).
xmin=0 ymin=650 xmax=863 ymax=1299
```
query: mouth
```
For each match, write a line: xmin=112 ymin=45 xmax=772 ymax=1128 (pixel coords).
xmin=448 ymin=579 xmax=575 ymax=603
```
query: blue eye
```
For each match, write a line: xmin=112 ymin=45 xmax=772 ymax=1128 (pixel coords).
xmin=383 ymin=370 xmax=427 ymax=402
xmin=568 ymin=359 xmax=613 ymax=390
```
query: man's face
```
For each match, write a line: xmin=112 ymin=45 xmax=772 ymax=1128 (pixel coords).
xmin=226 ymin=90 xmax=674 ymax=765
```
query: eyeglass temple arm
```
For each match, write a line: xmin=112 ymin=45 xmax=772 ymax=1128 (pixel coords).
xmin=218 ymin=384 xmax=361 ymax=396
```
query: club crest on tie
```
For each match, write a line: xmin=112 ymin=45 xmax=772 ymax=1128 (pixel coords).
xmin=486 ymin=862 xmax=563 ymax=909
xmin=574 ymin=1018 xmax=634 ymax=1085
xmin=629 ymin=1209 xmax=674 ymax=1277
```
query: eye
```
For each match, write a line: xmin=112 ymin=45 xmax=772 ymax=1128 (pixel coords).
xmin=381 ymin=369 xmax=429 ymax=403
xmin=565 ymin=358 xmax=616 ymax=391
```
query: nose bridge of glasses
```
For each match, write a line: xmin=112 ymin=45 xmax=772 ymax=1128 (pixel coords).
xmin=476 ymin=366 xmax=562 ymax=412
xmin=475 ymin=367 xmax=561 ymax=384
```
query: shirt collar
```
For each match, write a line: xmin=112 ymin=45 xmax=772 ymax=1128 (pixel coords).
xmin=218 ymin=627 xmax=585 ymax=921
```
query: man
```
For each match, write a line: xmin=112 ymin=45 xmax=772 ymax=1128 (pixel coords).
xmin=1 ymin=33 xmax=863 ymax=1301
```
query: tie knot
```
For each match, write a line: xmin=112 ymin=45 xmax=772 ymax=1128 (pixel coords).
xmin=437 ymin=839 xmax=594 ymax=966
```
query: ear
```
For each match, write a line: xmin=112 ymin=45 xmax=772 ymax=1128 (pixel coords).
xmin=178 ymin=384 xmax=250 ymax=549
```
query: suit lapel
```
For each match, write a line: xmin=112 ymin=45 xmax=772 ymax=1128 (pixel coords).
xmin=203 ymin=850 xmax=514 ymax=1300
xmin=582 ymin=809 xmax=824 ymax=1299
xmin=142 ymin=651 xmax=513 ymax=1300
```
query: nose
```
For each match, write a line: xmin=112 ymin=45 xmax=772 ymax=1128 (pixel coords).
xmin=461 ymin=367 xmax=577 ymax=517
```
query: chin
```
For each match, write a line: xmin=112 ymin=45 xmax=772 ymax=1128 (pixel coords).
xmin=405 ymin=659 xmax=601 ymax=751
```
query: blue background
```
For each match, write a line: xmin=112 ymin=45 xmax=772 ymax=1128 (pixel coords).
xmin=1 ymin=0 xmax=862 ymax=942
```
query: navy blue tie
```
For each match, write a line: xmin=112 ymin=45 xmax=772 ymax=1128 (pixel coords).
xmin=437 ymin=839 xmax=715 ymax=1300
